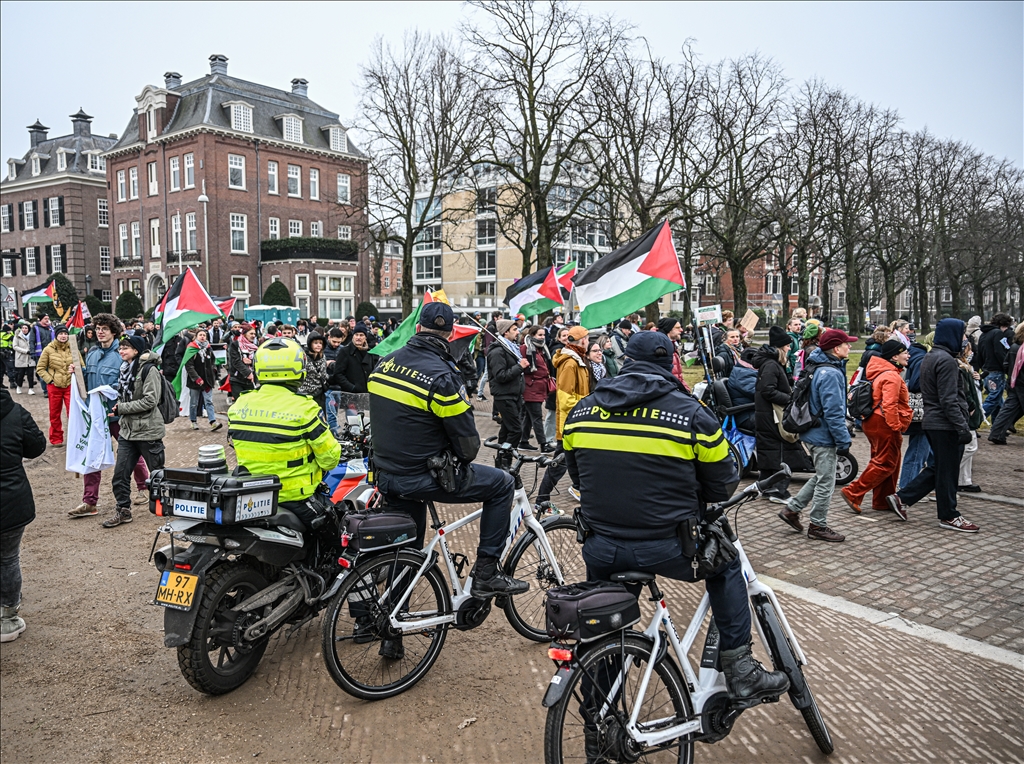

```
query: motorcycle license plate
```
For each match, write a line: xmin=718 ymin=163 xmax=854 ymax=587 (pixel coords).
xmin=155 ymin=570 xmax=198 ymax=610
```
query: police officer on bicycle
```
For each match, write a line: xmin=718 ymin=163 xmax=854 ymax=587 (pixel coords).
xmin=368 ymin=301 xmax=528 ymax=599
xmin=563 ymin=331 xmax=789 ymax=707
xmin=228 ymin=337 xmax=341 ymax=529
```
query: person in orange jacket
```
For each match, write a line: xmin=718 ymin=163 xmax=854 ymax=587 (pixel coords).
xmin=841 ymin=340 xmax=913 ymax=514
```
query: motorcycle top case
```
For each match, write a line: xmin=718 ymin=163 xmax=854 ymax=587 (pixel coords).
xmin=148 ymin=468 xmax=282 ymax=525
xmin=545 ymin=581 xmax=641 ymax=642
xmin=341 ymin=510 xmax=417 ymax=553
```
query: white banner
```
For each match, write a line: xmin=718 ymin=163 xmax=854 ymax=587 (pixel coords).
xmin=66 ymin=379 xmax=118 ymax=475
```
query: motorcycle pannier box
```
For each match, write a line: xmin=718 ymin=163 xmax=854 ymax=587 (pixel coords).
xmin=148 ymin=468 xmax=282 ymax=524
xmin=545 ymin=581 xmax=641 ymax=642
xmin=342 ymin=511 xmax=417 ymax=553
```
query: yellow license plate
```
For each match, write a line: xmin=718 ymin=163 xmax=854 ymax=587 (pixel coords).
xmin=155 ymin=570 xmax=199 ymax=610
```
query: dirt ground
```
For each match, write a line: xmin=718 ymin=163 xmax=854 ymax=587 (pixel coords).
xmin=2 ymin=400 xmax=1022 ymax=764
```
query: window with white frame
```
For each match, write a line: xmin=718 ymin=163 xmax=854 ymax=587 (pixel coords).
xmin=383 ymin=277 xmax=390 ymax=289
xmin=171 ymin=214 xmax=182 ymax=251
xmin=97 ymin=198 xmax=108 ymax=227
xmin=837 ymin=289 xmax=846 ymax=309
xmin=413 ymin=224 xmax=441 ymax=252
xmin=101 ymin=289 xmax=111 ymax=302
xmin=330 ymin=127 xmax=348 ymax=152
xmin=0 ymin=206 xmax=9 ymax=232
xmin=119 ymin=223 xmax=129 ymax=257
xmin=129 ymin=167 xmax=139 ymax=199
xmin=228 ymin=154 xmax=245 ymax=189
xmin=131 ymin=221 xmax=141 ymax=258
xmin=336 ymin=173 xmax=350 ymax=204
xmin=414 ymin=255 xmax=442 ymax=282
xmin=309 ymin=168 xmax=319 ymax=200
xmin=384 ymin=261 xmax=390 ymax=273
xmin=147 ymin=161 xmax=158 ymax=195
xmin=169 ymin=157 xmax=180 ymax=191
xmin=231 ymin=104 xmax=253 ymax=133
xmin=268 ymin=217 xmax=280 ymax=240
xmin=317 ymin=273 xmax=353 ymax=319
xmin=296 ymin=274 xmax=309 ymax=292
xmin=230 ymin=213 xmax=247 ymax=253
xmin=310 ymin=221 xmax=322 ymax=237
xmin=283 ymin=115 xmax=303 ymax=143
xmin=941 ymin=287 xmax=952 ymax=302
xmin=89 ymin=153 xmax=105 ymax=172
xmin=149 ymin=219 xmax=160 ymax=258
xmin=476 ymin=250 xmax=496 ymax=278
xmin=267 ymin=161 xmax=278 ymax=194
xmin=31 ymin=156 xmax=40 ymax=176
xmin=26 ymin=247 xmax=37 ymax=276
xmin=51 ymin=245 xmax=63 ymax=273
xmin=100 ymin=246 xmax=111 ymax=274
xmin=184 ymin=153 xmax=194 ymax=188
xmin=146 ymin=108 xmax=157 ymax=141
xmin=2 ymin=258 xmax=12 ymax=278
xmin=57 ymin=151 xmax=67 ymax=172
xmin=790 ymin=275 xmax=799 ymax=295
xmin=337 ymin=225 xmax=351 ymax=240
xmin=7 ymin=162 xmax=15 ymax=181
xmin=117 ymin=170 xmax=126 ymax=201
xmin=118 ymin=279 xmax=124 ymax=294
xmin=186 ymin=213 xmax=197 ymax=251
xmin=232 ymin=276 xmax=248 ymax=293
xmin=24 ymin=202 xmax=35 ymax=230
xmin=48 ymin=198 xmax=60 ymax=227
xmin=289 ymin=220 xmax=302 ymax=238
xmin=477 ymin=219 xmax=496 ymax=246
xmin=287 ymin=164 xmax=301 ymax=196
xmin=704 ymin=272 xmax=717 ymax=297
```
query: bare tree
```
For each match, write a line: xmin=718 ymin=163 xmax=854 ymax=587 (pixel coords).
xmin=358 ymin=32 xmax=481 ymax=314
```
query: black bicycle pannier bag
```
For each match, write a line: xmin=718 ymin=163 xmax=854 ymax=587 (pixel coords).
xmin=342 ymin=511 xmax=417 ymax=553
xmin=545 ymin=581 xmax=641 ymax=642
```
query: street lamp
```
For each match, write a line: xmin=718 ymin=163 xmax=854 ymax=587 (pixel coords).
xmin=197 ymin=179 xmax=210 ymax=289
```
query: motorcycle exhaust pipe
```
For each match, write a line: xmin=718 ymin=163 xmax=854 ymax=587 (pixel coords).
xmin=153 ymin=546 xmax=172 ymax=570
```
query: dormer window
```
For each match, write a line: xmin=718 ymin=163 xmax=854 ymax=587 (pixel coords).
xmin=31 ymin=156 xmax=41 ymax=176
xmin=147 ymin=108 xmax=157 ymax=141
xmin=7 ymin=161 xmax=15 ymax=181
xmin=88 ymin=153 xmax=106 ymax=172
xmin=56 ymin=150 xmax=67 ymax=172
xmin=283 ymin=115 xmax=303 ymax=143
xmin=329 ymin=127 xmax=347 ymax=153
xmin=231 ymin=103 xmax=253 ymax=133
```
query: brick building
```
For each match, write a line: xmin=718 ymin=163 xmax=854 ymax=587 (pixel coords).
xmin=1 ymin=111 xmax=116 ymax=315
xmin=103 ymin=54 xmax=368 ymax=319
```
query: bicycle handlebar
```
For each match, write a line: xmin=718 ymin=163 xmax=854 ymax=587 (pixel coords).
xmin=483 ymin=436 xmax=564 ymax=468
xmin=705 ymin=465 xmax=792 ymax=520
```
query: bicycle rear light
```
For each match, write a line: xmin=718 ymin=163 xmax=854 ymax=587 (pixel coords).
xmin=548 ymin=647 xmax=573 ymax=662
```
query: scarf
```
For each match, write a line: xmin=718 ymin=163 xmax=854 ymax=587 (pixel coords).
xmin=237 ymin=334 xmax=257 ymax=356
xmin=194 ymin=339 xmax=211 ymax=361
xmin=523 ymin=337 xmax=549 ymax=373
xmin=118 ymin=359 xmax=137 ymax=403
xmin=590 ymin=360 xmax=607 ymax=381
xmin=501 ymin=337 xmax=523 ymax=359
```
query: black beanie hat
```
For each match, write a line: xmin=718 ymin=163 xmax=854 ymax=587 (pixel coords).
xmin=625 ymin=331 xmax=674 ymax=370
xmin=656 ymin=317 xmax=680 ymax=335
xmin=880 ymin=339 xmax=906 ymax=360
xmin=769 ymin=325 xmax=791 ymax=348
xmin=123 ymin=334 xmax=148 ymax=354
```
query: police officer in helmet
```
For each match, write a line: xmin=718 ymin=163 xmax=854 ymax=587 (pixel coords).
xmin=228 ymin=337 xmax=341 ymax=529
xmin=369 ymin=301 xmax=528 ymax=598
xmin=564 ymin=331 xmax=789 ymax=713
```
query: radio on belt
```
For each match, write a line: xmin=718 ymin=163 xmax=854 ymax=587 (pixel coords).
xmin=147 ymin=464 xmax=282 ymax=524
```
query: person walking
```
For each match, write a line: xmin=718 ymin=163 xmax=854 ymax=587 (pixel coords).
xmin=885 ymin=318 xmax=980 ymax=533
xmin=183 ymin=328 xmax=222 ymax=432
xmin=840 ymin=340 xmax=912 ymax=515
xmin=227 ymin=323 xmax=257 ymax=399
xmin=102 ymin=334 xmax=166 ymax=529
xmin=34 ymin=324 xmax=74 ymax=445
xmin=328 ymin=324 xmax=377 ymax=394
xmin=297 ymin=332 xmax=329 ymax=410
xmin=30 ymin=315 xmax=55 ymax=398
xmin=477 ymin=310 xmax=502 ymax=400
xmin=778 ymin=328 xmax=858 ymax=542
xmin=12 ymin=323 xmax=36 ymax=394
xmin=487 ymin=318 xmax=530 ymax=460
xmin=956 ymin=341 xmax=984 ymax=492
xmin=988 ymin=321 xmax=1024 ymax=445
xmin=751 ymin=326 xmax=808 ymax=504
xmin=520 ymin=325 xmax=554 ymax=452
xmin=896 ymin=323 xmax=931 ymax=489
xmin=0 ymin=387 xmax=47 ymax=642
xmin=785 ymin=317 xmax=803 ymax=377
xmin=976 ymin=313 xmax=1015 ymax=420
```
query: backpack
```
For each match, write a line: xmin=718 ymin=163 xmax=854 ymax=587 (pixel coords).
xmin=781 ymin=361 xmax=822 ymax=434
xmin=846 ymin=377 xmax=876 ymax=421
xmin=143 ymin=362 xmax=180 ymax=424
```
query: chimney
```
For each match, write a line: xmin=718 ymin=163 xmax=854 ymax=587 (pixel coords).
xmin=27 ymin=119 xmax=49 ymax=148
xmin=209 ymin=54 xmax=228 ymax=76
xmin=70 ymin=108 xmax=93 ymax=138
xmin=164 ymin=71 xmax=182 ymax=89
xmin=291 ymin=78 xmax=308 ymax=98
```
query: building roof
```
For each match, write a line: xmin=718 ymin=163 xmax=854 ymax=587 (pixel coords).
xmin=3 ymin=112 xmax=116 ymax=188
xmin=108 ymin=67 xmax=365 ymax=160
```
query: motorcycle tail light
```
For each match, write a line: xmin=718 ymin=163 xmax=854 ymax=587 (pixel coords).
xmin=173 ymin=562 xmax=192 ymax=571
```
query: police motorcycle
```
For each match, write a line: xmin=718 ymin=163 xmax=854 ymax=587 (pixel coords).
xmin=149 ymin=443 xmax=356 ymax=695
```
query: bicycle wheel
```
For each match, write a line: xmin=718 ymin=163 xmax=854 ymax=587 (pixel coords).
xmin=752 ymin=594 xmax=834 ymax=755
xmin=727 ymin=439 xmax=755 ymax=479
xmin=321 ymin=551 xmax=451 ymax=700
xmin=545 ymin=633 xmax=695 ymax=764
xmin=503 ymin=516 xmax=587 ymax=642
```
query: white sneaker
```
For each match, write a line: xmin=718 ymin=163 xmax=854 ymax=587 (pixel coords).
xmin=15 ymin=387 xmax=21 ymax=394
xmin=27 ymin=388 xmax=35 ymax=395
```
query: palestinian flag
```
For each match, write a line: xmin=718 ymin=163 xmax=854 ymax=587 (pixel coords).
xmin=217 ymin=297 xmax=237 ymax=319
xmin=369 ymin=291 xmax=480 ymax=358
xmin=572 ymin=222 xmax=684 ymax=327
xmin=66 ymin=302 xmax=86 ymax=331
xmin=152 ymin=267 xmax=222 ymax=352
xmin=504 ymin=266 xmax=563 ymax=317
xmin=21 ymin=280 xmax=53 ymax=304
xmin=555 ymin=260 xmax=577 ymax=299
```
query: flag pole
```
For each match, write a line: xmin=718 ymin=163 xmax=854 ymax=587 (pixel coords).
xmin=451 ymin=305 xmax=523 ymax=360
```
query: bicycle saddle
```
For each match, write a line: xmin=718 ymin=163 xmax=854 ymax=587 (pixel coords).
xmin=610 ymin=571 xmax=655 ymax=584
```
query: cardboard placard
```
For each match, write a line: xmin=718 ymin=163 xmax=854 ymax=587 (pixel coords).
xmin=740 ymin=309 xmax=759 ymax=333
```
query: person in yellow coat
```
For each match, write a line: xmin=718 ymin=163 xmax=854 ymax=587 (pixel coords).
xmin=35 ymin=324 xmax=73 ymax=445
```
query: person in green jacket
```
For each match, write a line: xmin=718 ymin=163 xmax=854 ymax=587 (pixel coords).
xmin=103 ymin=335 xmax=166 ymax=529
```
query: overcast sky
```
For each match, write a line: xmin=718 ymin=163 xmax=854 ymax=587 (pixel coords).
xmin=1 ymin=1 xmax=1020 ymax=167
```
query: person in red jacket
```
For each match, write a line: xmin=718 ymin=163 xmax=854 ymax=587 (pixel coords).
xmin=841 ymin=340 xmax=912 ymax=515
xmin=520 ymin=325 xmax=554 ymax=452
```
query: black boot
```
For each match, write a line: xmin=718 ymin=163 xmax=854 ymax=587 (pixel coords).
xmin=470 ymin=555 xmax=529 ymax=598
xmin=720 ymin=643 xmax=790 ymax=709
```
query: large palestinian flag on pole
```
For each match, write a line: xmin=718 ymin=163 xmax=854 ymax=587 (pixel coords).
xmin=572 ymin=222 xmax=684 ymax=327
xmin=505 ymin=267 xmax=563 ymax=317
xmin=152 ymin=267 xmax=222 ymax=353
xmin=369 ymin=290 xmax=479 ymax=358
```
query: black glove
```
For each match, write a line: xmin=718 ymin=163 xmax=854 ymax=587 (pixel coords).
xmin=957 ymin=429 xmax=973 ymax=445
